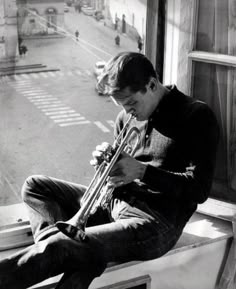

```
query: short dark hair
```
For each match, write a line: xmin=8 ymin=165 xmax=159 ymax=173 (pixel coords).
xmin=98 ymin=52 xmax=157 ymax=95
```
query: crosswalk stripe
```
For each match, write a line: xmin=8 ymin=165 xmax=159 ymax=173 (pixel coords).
xmin=45 ymin=109 xmax=75 ymax=115
xmin=42 ymin=106 xmax=70 ymax=112
xmin=54 ymin=117 xmax=85 ymax=123
xmin=59 ymin=120 xmax=90 ymax=127
xmin=67 ymin=71 xmax=73 ymax=76
xmin=49 ymin=113 xmax=81 ymax=119
xmin=21 ymin=74 xmax=30 ymax=79
xmin=11 ymin=82 xmax=32 ymax=86
xmin=27 ymin=95 xmax=53 ymax=99
xmin=39 ymin=72 xmax=48 ymax=78
xmin=48 ymin=72 xmax=56 ymax=77
xmin=20 ymin=90 xmax=44 ymax=94
xmin=86 ymin=70 xmax=92 ymax=76
xmin=29 ymin=98 xmax=58 ymax=103
xmin=56 ymin=71 xmax=64 ymax=76
xmin=35 ymin=101 xmax=61 ymax=106
xmin=13 ymin=75 xmax=24 ymax=80
xmin=94 ymin=121 xmax=110 ymax=133
xmin=22 ymin=91 xmax=46 ymax=96
xmin=107 ymin=120 xmax=115 ymax=128
xmin=37 ymin=103 xmax=64 ymax=109
xmin=75 ymin=70 xmax=82 ymax=76
xmin=32 ymin=74 xmax=39 ymax=79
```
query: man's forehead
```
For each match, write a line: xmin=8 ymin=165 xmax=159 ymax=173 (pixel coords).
xmin=111 ymin=87 xmax=133 ymax=100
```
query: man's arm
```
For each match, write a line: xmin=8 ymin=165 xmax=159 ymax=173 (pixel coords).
xmin=142 ymin=104 xmax=220 ymax=204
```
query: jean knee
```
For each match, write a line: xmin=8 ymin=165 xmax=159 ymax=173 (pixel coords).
xmin=21 ymin=174 xmax=45 ymax=202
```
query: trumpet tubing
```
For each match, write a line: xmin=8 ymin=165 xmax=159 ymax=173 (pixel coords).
xmin=56 ymin=115 xmax=140 ymax=242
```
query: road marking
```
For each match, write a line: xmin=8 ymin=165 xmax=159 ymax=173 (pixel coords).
xmin=107 ymin=120 xmax=115 ymax=128
xmin=35 ymin=101 xmax=62 ymax=107
xmin=75 ymin=70 xmax=82 ymax=76
xmin=94 ymin=121 xmax=110 ymax=133
xmin=32 ymin=74 xmax=39 ymax=79
xmin=39 ymin=72 xmax=48 ymax=78
xmin=67 ymin=71 xmax=73 ymax=76
xmin=56 ymin=71 xmax=64 ymax=76
xmin=49 ymin=113 xmax=81 ymax=119
xmin=29 ymin=98 xmax=58 ymax=103
xmin=22 ymin=92 xmax=47 ymax=96
xmin=11 ymin=82 xmax=32 ymax=86
xmin=44 ymin=109 xmax=76 ymax=115
xmin=48 ymin=72 xmax=56 ymax=77
xmin=42 ymin=106 xmax=70 ymax=112
xmin=37 ymin=103 xmax=64 ymax=109
xmin=14 ymin=75 xmax=23 ymax=80
xmin=59 ymin=120 xmax=90 ymax=127
xmin=85 ymin=70 xmax=92 ymax=76
xmin=27 ymin=95 xmax=53 ymax=99
xmin=53 ymin=116 xmax=85 ymax=123
xmin=21 ymin=74 xmax=30 ymax=79
xmin=19 ymin=89 xmax=44 ymax=94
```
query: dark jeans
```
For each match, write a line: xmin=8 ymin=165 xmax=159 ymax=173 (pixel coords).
xmin=0 ymin=175 xmax=183 ymax=289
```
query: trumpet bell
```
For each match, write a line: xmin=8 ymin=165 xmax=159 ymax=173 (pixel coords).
xmin=56 ymin=221 xmax=88 ymax=241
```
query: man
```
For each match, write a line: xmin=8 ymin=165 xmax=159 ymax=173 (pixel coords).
xmin=75 ymin=30 xmax=79 ymax=41
xmin=0 ymin=52 xmax=219 ymax=288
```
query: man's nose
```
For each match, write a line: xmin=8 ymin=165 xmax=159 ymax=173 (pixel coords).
xmin=123 ymin=105 xmax=133 ymax=115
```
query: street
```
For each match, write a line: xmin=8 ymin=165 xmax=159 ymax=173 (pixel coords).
xmin=0 ymin=8 xmax=138 ymax=205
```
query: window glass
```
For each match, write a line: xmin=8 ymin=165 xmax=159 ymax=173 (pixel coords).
xmin=0 ymin=0 xmax=147 ymax=212
xmin=195 ymin=0 xmax=236 ymax=56
xmin=191 ymin=61 xmax=236 ymax=202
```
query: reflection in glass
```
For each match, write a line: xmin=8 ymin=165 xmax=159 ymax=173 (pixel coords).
xmin=196 ymin=0 xmax=236 ymax=56
xmin=192 ymin=61 xmax=236 ymax=201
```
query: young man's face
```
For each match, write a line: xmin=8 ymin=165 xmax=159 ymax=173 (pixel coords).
xmin=111 ymin=86 xmax=154 ymax=121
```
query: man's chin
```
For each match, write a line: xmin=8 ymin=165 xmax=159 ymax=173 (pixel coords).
xmin=136 ymin=115 xmax=146 ymax=121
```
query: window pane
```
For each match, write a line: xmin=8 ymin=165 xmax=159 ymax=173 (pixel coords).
xmin=0 ymin=0 xmax=147 ymax=212
xmin=191 ymin=61 xmax=236 ymax=202
xmin=195 ymin=0 xmax=236 ymax=56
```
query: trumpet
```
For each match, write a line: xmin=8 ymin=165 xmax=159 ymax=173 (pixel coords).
xmin=56 ymin=114 xmax=140 ymax=242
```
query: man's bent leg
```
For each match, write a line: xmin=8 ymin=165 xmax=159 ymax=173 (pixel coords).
xmin=21 ymin=175 xmax=87 ymax=242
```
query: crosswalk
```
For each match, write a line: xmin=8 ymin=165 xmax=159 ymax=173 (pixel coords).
xmin=6 ymin=78 xmax=115 ymax=131
xmin=0 ymin=69 xmax=94 ymax=82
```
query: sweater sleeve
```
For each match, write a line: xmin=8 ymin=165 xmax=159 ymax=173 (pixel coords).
xmin=142 ymin=104 xmax=220 ymax=204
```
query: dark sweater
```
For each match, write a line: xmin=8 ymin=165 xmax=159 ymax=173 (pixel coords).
xmin=114 ymin=85 xmax=219 ymax=227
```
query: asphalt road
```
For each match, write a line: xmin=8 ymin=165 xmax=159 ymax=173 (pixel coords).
xmin=0 ymin=10 xmax=137 ymax=205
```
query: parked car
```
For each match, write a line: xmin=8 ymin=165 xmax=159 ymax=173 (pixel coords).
xmin=94 ymin=61 xmax=107 ymax=95
xmin=64 ymin=4 xmax=69 ymax=12
xmin=94 ymin=10 xmax=104 ymax=21
xmin=94 ymin=61 xmax=106 ymax=77
xmin=81 ymin=6 xmax=95 ymax=16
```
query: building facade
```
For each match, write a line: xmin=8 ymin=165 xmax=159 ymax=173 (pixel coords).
xmin=0 ymin=0 xmax=18 ymax=63
xmin=17 ymin=0 xmax=65 ymax=37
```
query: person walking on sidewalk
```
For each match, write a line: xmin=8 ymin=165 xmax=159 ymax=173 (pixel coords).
xmin=115 ymin=34 xmax=120 ymax=46
xmin=75 ymin=30 xmax=79 ymax=41
xmin=137 ymin=36 xmax=143 ymax=53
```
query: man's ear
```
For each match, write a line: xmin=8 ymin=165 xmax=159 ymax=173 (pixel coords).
xmin=148 ymin=78 xmax=157 ymax=91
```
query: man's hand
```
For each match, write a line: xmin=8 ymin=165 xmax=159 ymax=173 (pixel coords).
xmin=108 ymin=152 xmax=147 ymax=187
xmin=90 ymin=142 xmax=113 ymax=170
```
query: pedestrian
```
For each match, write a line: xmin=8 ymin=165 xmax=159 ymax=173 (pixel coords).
xmin=21 ymin=45 xmax=28 ymax=57
xmin=137 ymin=36 xmax=143 ymax=53
xmin=75 ymin=30 xmax=79 ymax=41
xmin=114 ymin=17 xmax=118 ymax=30
xmin=0 ymin=52 xmax=219 ymax=289
xmin=115 ymin=34 xmax=120 ymax=46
